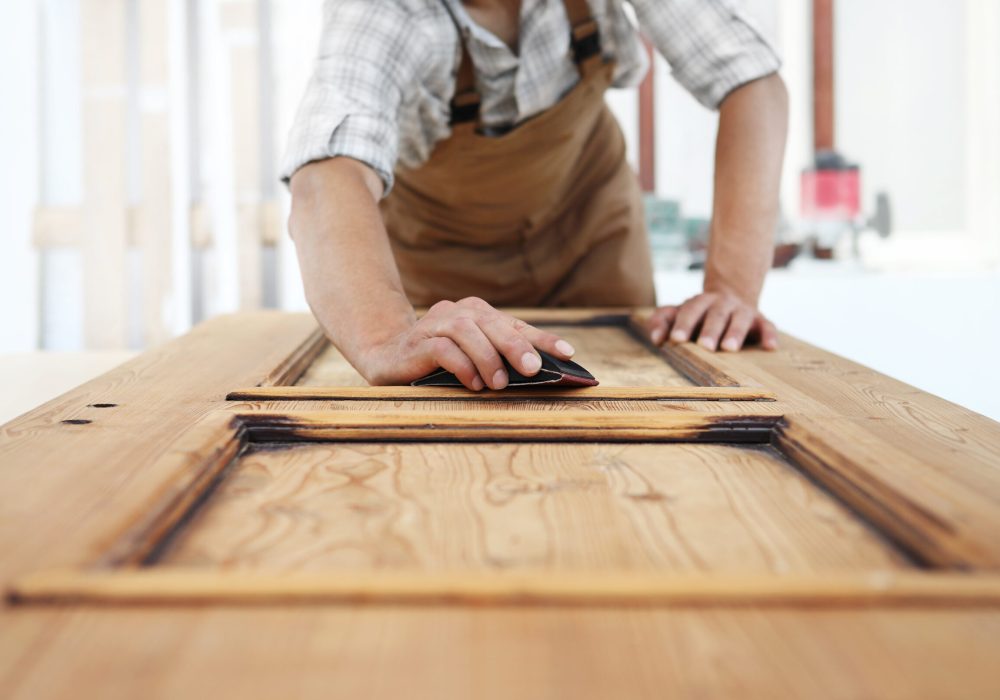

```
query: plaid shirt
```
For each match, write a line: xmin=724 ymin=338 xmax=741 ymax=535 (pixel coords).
xmin=280 ymin=0 xmax=781 ymax=195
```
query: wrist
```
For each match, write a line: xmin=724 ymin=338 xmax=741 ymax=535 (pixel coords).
xmin=702 ymin=272 xmax=762 ymax=308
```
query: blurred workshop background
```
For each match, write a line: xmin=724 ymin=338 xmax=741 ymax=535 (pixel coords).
xmin=1 ymin=0 xmax=998 ymax=421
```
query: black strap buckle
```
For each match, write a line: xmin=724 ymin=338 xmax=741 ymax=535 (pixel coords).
xmin=571 ymin=19 xmax=601 ymax=64
xmin=449 ymin=91 xmax=481 ymax=126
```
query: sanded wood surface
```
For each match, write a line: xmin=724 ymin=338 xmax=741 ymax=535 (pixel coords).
xmin=229 ymin=385 xmax=776 ymax=402
xmin=2 ymin=607 xmax=999 ymax=699
xmin=156 ymin=442 xmax=908 ymax=573
xmin=296 ymin=323 xmax=692 ymax=388
xmin=14 ymin=570 xmax=1000 ymax=607
xmin=3 ymin=309 xmax=1000 ymax=698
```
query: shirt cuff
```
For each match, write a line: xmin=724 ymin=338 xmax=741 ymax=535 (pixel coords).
xmin=671 ymin=18 xmax=782 ymax=110
xmin=279 ymin=110 xmax=397 ymax=197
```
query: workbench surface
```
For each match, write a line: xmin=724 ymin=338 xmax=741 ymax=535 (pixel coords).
xmin=2 ymin=310 xmax=999 ymax=699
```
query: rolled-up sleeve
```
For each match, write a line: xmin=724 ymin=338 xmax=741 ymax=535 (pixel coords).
xmin=279 ymin=0 xmax=428 ymax=195
xmin=628 ymin=0 xmax=781 ymax=110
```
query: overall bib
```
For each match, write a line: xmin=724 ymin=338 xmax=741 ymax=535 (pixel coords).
xmin=379 ymin=0 xmax=656 ymax=308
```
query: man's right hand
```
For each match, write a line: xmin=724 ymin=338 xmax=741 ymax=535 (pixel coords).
xmin=359 ymin=296 xmax=577 ymax=390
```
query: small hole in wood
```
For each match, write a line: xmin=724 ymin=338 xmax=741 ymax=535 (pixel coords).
xmin=88 ymin=403 xmax=118 ymax=408
xmin=61 ymin=419 xmax=92 ymax=425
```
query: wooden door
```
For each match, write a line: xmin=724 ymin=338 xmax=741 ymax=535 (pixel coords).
xmin=3 ymin=309 xmax=1000 ymax=698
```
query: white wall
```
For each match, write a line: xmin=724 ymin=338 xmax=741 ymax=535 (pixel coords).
xmin=0 ymin=2 xmax=41 ymax=353
xmin=836 ymin=0 xmax=967 ymax=233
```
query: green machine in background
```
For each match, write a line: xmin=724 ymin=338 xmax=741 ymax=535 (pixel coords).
xmin=643 ymin=195 xmax=710 ymax=271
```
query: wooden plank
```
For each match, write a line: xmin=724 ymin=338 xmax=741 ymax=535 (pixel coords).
xmin=1 ymin=607 xmax=999 ymax=699
xmin=257 ymin=325 xmax=326 ymax=386
xmin=776 ymin=414 xmax=1000 ymax=569
xmin=95 ymin=411 xmax=242 ymax=568
xmin=0 ymin=312 xmax=319 ymax=580
xmin=679 ymin=334 xmax=1000 ymax=521
xmin=229 ymin=386 xmax=778 ymax=401
xmin=150 ymin=441 xmax=906 ymax=574
xmin=627 ymin=313 xmax=746 ymax=387
xmin=297 ymin=321 xmax=695 ymax=388
xmin=11 ymin=571 xmax=1000 ymax=608
xmin=237 ymin=410 xmax=780 ymax=442
xmin=226 ymin=398 xmax=787 ymax=416
xmin=3 ymin=310 xmax=1000 ymax=697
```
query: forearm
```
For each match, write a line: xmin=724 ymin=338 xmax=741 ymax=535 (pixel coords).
xmin=288 ymin=157 xmax=414 ymax=377
xmin=705 ymin=73 xmax=788 ymax=305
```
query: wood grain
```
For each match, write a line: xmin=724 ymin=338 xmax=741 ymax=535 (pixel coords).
xmin=237 ymin=410 xmax=780 ymax=442
xmin=226 ymin=398 xmax=787 ymax=415
xmin=0 ymin=312 xmax=319 ymax=580
xmin=295 ymin=322 xmax=694 ymax=388
xmin=2 ymin=608 xmax=1000 ymax=699
xmin=14 ymin=570 xmax=1000 ymax=607
xmin=627 ymin=312 xmax=745 ymax=387
xmin=154 ymin=442 xmax=906 ymax=574
xmin=228 ymin=386 xmax=778 ymax=402
xmin=775 ymin=414 xmax=1000 ymax=569
xmin=4 ymin=309 xmax=1000 ymax=698
xmin=257 ymin=326 xmax=326 ymax=387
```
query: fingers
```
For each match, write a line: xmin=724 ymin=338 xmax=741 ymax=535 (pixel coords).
xmin=458 ymin=296 xmax=576 ymax=369
xmin=478 ymin=314 xmax=544 ymax=377
xmin=514 ymin=319 xmax=575 ymax=362
xmin=695 ymin=299 xmax=740 ymax=351
xmin=758 ymin=317 xmax=779 ymax=350
xmin=428 ymin=337 xmax=484 ymax=391
xmin=646 ymin=306 xmax=678 ymax=345
xmin=420 ymin=297 xmax=581 ymax=388
xmin=719 ymin=307 xmax=756 ymax=352
xmin=668 ymin=295 xmax=714 ymax=344
xmin=658 ymin=293 xmax=779 ymax=353
xmin=433 ymin=315 xmax=508 ymax=389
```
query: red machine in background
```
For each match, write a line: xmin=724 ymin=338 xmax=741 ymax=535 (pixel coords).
xmin=799 ymin=149 xmax=891 ymax=260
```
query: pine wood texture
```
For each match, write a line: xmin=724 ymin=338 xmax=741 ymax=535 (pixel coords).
xmin=14 ymin=570 xmax=1000 ymax=607
xmin=156 ymin=442 xmax=906 ymax=574
xmin=295 ymin=322 xmax=693 ymax=388
xmin=3 ymin=309 xmax=1000 ymax=698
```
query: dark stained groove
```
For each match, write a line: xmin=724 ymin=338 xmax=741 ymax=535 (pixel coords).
xmin=139 ymin=439 xmax=251 ymax=567
xmin=621 ymin=319 xmax=743 ymax=388
xmin=771 ymin=421 xmax=953 ymax=571
xmin=238 ymin=415 xmax=780 ymax=445
xmin=529 ymin=314 xmax=631 ymax=328
xmin=257 ymin=326 xmax=328 ymax=388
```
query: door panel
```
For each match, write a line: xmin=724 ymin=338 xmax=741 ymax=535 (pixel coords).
xmin=156 ymin=441 xmax=909 ymax=573
xmin=295 ymin=322 xmax=693 ymax=388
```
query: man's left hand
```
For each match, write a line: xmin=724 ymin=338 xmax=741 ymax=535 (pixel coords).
xmin=646 ymin=291 xmax=778 ymax=352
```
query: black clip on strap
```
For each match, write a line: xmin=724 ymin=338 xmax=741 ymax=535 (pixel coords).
xmin=450 ymin=91 xmax=481 ymax=125
xmin=571 ymin=18 xmax=601 ymax=64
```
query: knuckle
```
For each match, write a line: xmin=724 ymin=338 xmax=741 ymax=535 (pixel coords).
xmin=453 ymin=316 xmax=477 ymax=332
xmin=458 ymin=296 xmax=488 ymax=309
xmin=429 ymin=336 xmax=453 ymax=357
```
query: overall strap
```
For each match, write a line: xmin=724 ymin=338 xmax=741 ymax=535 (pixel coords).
xmin=562 ymin=0 xmax=603 ymax=68
xmin=441 ymin=1 xmax=481 ymax=126
xmin=443 ymin=0 xmax=604 ymax=127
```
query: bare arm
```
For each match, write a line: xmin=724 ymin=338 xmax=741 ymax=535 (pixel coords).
xmin=289 ymin=157 xmax=413 ymax=377
xmin=288 ymin=157 xmax=574 ymax=388
xmin=648 ymin=72 xmax=789 ymax=351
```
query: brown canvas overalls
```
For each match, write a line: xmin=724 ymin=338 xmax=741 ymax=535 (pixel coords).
xmin=380 ymin=0 xmax=656 ymax=307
